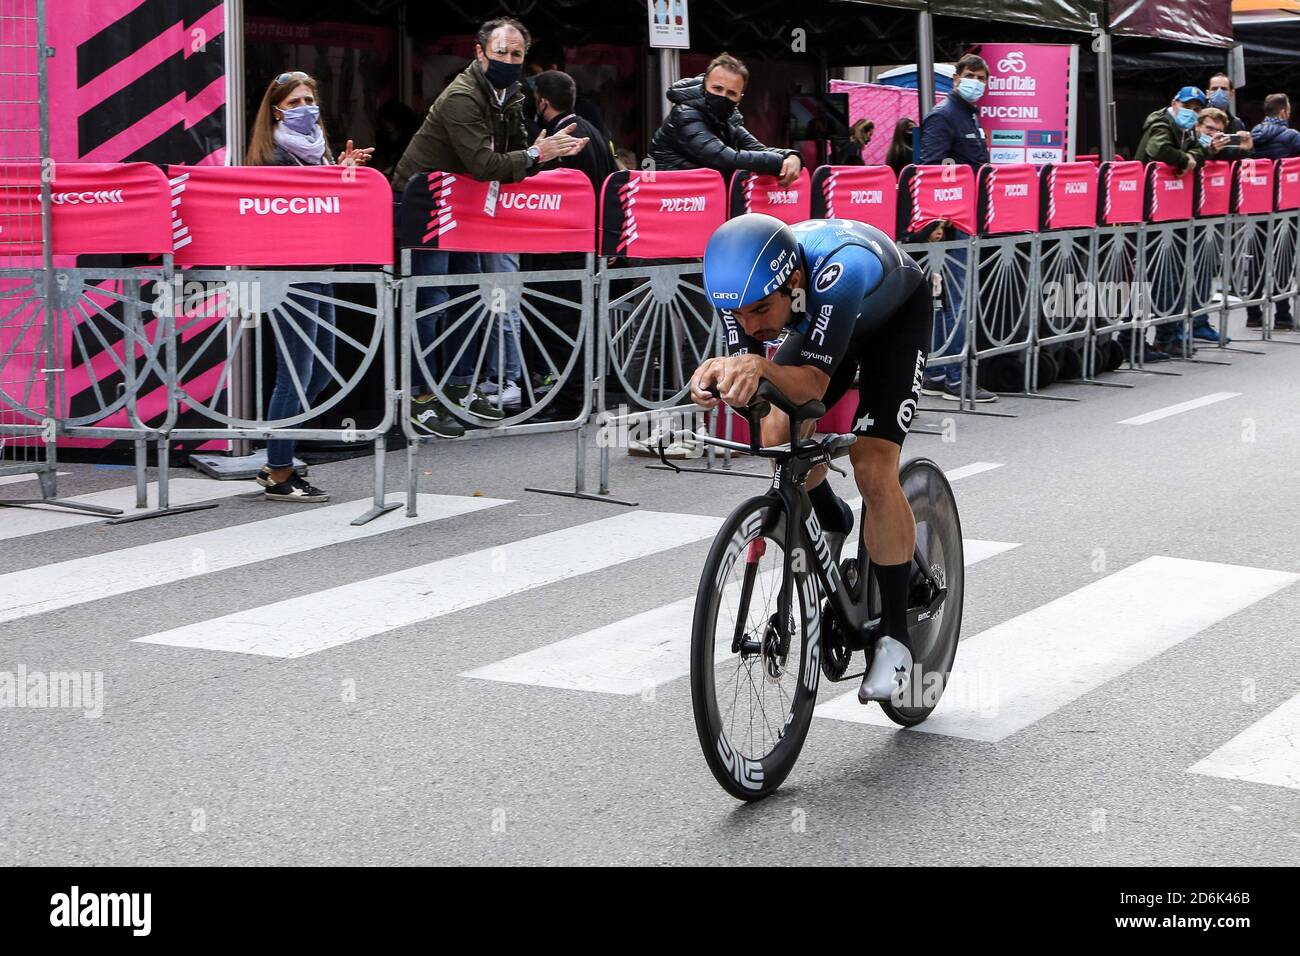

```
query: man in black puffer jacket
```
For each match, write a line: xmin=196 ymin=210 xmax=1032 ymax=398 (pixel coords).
xmin=648 ymin=52 xmax=801 ymax=185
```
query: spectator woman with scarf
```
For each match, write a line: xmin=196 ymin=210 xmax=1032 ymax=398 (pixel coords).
xmin=244 ymin=71 xmax=373 ymax=502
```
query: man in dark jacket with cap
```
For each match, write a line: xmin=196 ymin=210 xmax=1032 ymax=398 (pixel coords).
xmin=648 ymin=53 xmax=801 ymax=185
xmin=1132 ymin=86 xmax=1209 ymax=358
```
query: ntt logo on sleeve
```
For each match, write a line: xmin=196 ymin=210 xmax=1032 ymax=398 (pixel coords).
xmin=239 ymin=197 xmax=341 ymax=215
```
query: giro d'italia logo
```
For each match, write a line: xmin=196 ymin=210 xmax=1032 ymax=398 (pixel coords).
xmin=814 ymin=262 xmax=843 ymax=293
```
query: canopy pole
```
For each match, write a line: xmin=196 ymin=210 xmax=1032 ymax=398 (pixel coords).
xmin=917 ymin=10 xmax=935 ymax=119
xmin=658 ymin=48 xmax=680 ymax=127
xmin=1095 ymin=29 xmax=1115 ymax=161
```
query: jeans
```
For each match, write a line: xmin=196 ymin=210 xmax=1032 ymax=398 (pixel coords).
xmin=410 ymin=248 xmax=522 ymax=394
xmin=266 ymin=283 xmax=337 ymax=469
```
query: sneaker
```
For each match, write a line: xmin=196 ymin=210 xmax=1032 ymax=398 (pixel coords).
xmin=409 ymin=395 xmax=465 ymax=439
xmin=532 ymin=372 xmax=559 ymax=396
xmin=1192 ymin=323 xmax=1228 ymax=344
xmin=1142 ymin=344 xmax=1171 ymax=362
xmin=483 ymin=380 xmax=522 ymax=409
xmin=264 ymin=473 xmax=329 ymax=503
xmin=1158 ymin=337 xmax=1192 ymax=358
xmin=1276 ymin=317 xmax=1296 ymax=330
xmin=858 ymin=635 xmax=913 ymax=703
xmin=255 ymin=464 xmax=307 ymax=488
xmin=446 ymin=382 xmax=504 ymax=421
xmin=940 ymin=380 xmax=998 ymax=402
xmin=920 ymin=376 xmax=948 ymax=397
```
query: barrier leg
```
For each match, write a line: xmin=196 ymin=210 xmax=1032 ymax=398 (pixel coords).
xmin=406 ymin=437 xmax=419 ymax=518
xmin=106 ymin=434 xmax=218 ymax=525
xmin=134 ymin=438 xmax=148 ymax=509
xmin=352 ymin=435 xmax=399 ymax=526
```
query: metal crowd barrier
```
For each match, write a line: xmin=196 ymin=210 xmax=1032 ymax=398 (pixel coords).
xmin=150 ymin=164 xmax=401 ymax=525
xmin=1 ymin=163 xmax=180 ymax=519
xmin=396 ymin=169 xmax=600 ymax=512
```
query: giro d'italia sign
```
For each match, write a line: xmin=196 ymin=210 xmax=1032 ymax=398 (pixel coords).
xmin=969 ymin=43 xmax=1078 ymax=166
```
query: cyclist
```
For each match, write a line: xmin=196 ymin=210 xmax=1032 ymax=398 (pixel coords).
xmin=690 ymin=213 xmax=932 ymax=703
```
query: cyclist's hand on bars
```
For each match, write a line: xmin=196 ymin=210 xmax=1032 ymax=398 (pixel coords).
xmin=690 ymin=359 xmax=725 ymax=408
xmin=715 ymin=354 xmax=763 ymax=409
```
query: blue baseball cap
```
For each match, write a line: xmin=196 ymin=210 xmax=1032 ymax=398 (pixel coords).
xmin=1175 ymin=86 xmax=1207 ymax=107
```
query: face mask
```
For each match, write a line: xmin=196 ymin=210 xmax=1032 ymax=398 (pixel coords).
xmin=483 ymin=57 xmax=522 ymax=90
xmin=1173 ymin=106 xmax=1197 ymax=130
xmin=1198 ymin=133 xmax=1213 ymax=148
xmin=1208 ymin=90 xmax=1230 ymax=110
xmin=703 ymin=90 xmax=736 ymax=122
xmin=957 ymin=78 xmax=985 ymax=103
xmin=524 ymin=75 xmax=538 ymax=90
xmin=277 ymin=104 xmax=319 ymax=135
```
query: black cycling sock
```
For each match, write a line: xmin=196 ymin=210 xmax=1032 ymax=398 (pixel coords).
xmin=808 ymin=481 xmax=852 ymax=535
xmin=873 ymin=560 xmax=913 ymax=652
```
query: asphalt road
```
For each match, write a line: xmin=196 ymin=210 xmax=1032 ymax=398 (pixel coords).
xmin=2 ymin=319 xmax=1299 ymax=866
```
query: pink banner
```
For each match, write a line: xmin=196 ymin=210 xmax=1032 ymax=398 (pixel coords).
xmin=1197 ymin=161 xmax=1232 ymax=217
xmin=1145 ymin=163 xmax=1193 ymax=223
xmin=1276 ymin=158 xmax=1300 ymax=212
xmin=811 ymin=165 xmax=897 ymax=238
xmin=1235 ymin=159 xmax=1275 ymax=216
xmin=730 ymin=169 xmax=812 ymax=224
xmin=902 ymin=164 xmax=978 ymax=236
xmin=404 ymin=169 xmax=595 ymax=255
xmin=597 ymin=168 xmax=726 ymax=259
xmin=1042 ymin=162 xmax=1097 ymax=229
xmin=168 ymin=165 xmax=394 ymax=267
xmin=1100 ymin=161 xmax=1145 ymax=225
xmin=980 ymin=163 xmax=1039 ymax=235
xmin=0 ymin=163 xmax=172 ymax=263
xmin=969 ymin=43 xmax=1076 ymax=166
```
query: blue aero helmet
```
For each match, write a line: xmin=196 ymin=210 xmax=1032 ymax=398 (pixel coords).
xmin=704 ymin=213 xmax=800 ymax=311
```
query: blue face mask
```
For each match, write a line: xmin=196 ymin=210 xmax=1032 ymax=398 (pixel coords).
xmin=1208 ymin=90 xmax=1230 ymax=110
xmin=1198 ymin=133 xmax=1213 ymax=148
xmin=956 ymin=78 xmax=985 ymax=103
xmin=1173 ymin=107 xmax=1197 ymax=130
xmin=277 ymin=104 xmax=319 ymax=135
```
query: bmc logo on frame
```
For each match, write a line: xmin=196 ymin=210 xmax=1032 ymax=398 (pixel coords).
xmin=52 ymin=191 xmax=124 ymax=205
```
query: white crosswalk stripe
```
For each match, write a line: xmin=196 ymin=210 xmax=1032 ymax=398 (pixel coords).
xmin=464 ymin=538 xmax=1020 ymax=695
xmin=1188 ymin=693 xmax=1300 ymax=792
xmin=0 ymin=479 xmax=249 ymax=543
xmin=815 ymin=556 xmax=1299 ymax=740
xmin=132 ymin=510 xmax=723 ymax=658
xmin=0 ymin=494 xmax=508 ymax=624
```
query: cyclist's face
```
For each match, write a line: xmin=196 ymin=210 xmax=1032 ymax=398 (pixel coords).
xmin=733 ymin=270 xmax=801 ymax=341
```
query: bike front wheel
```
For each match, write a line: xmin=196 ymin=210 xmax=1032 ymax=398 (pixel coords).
xmin=690 ymin=496 xmax=822 ymax=801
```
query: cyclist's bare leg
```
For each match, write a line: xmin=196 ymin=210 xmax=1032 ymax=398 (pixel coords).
xmin=850 ymin=436 xmax=917 ymax=682
xmin=848 ymin=437 xmax=915 ymax=565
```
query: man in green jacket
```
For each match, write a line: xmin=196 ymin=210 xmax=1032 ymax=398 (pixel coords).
xmin=394 ymin=17 xmax=588 ymax=436
xmin=1136 ymin=86 xmax=1207 ymax=175
xmin=1131 ymin=86 xmax=1207 ymax=360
